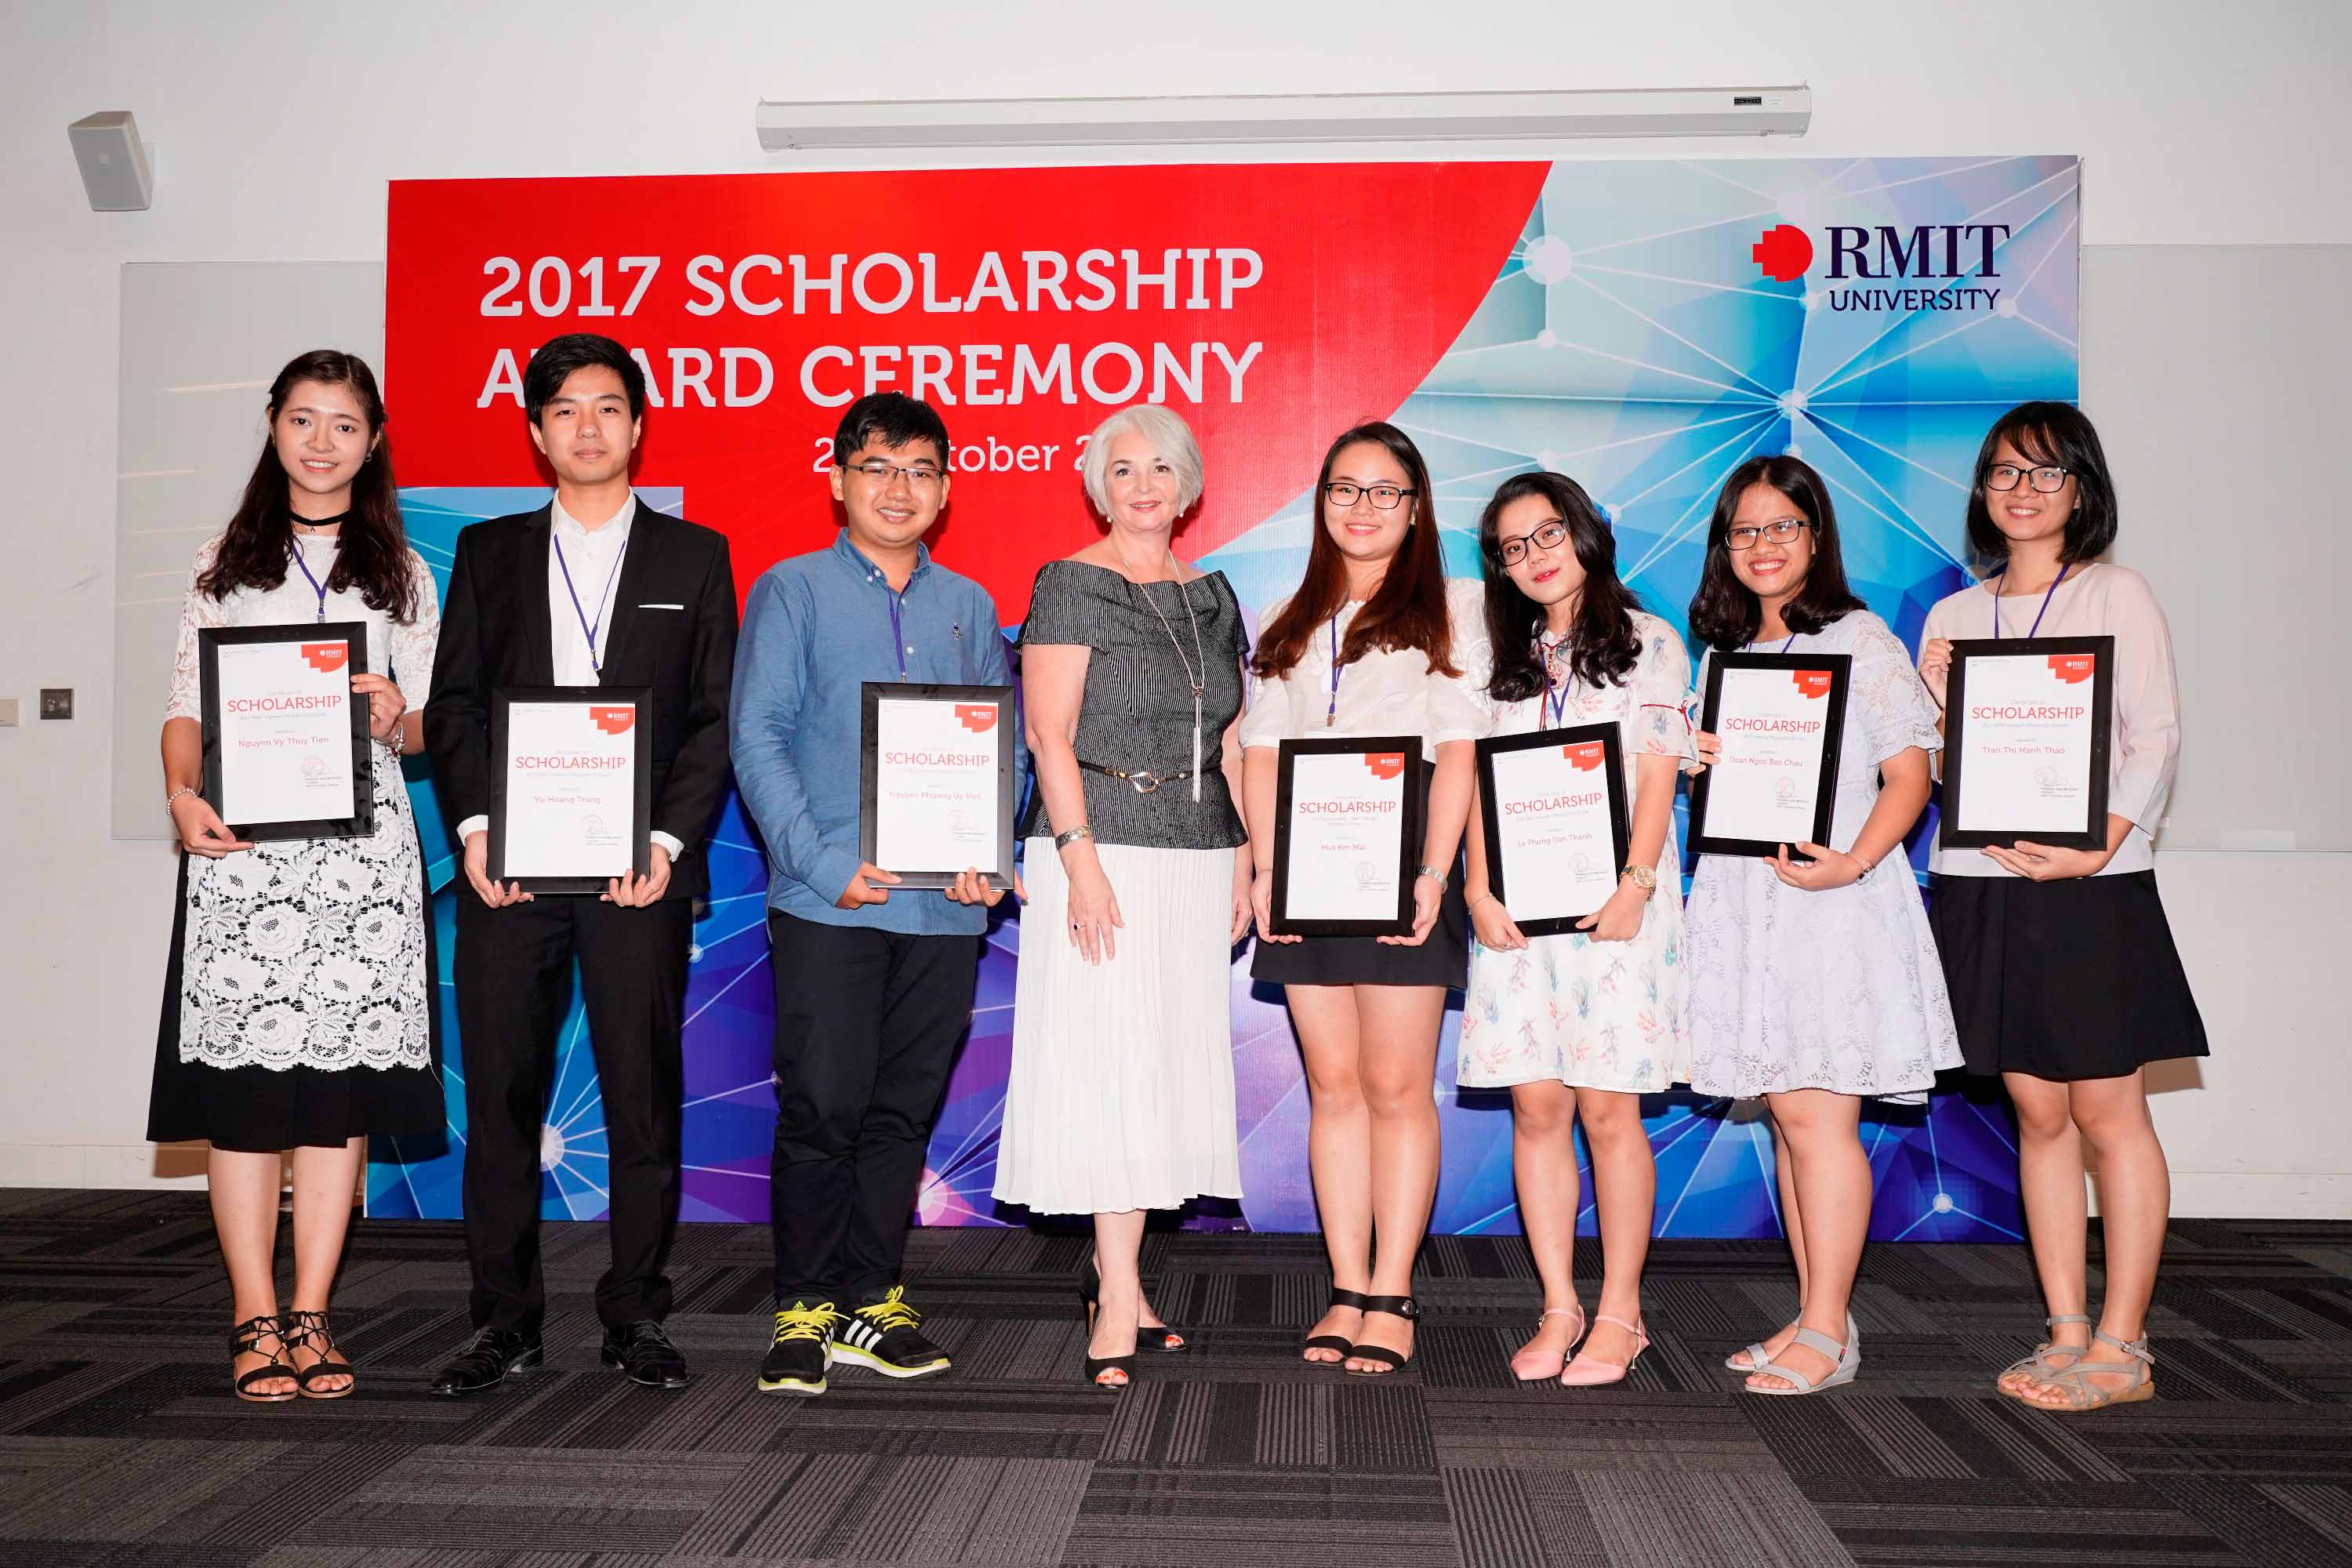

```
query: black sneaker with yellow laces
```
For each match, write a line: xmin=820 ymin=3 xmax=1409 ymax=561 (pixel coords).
xmin=757 ymin=1300 xmax=834 ymax=1396
xmin=830 ymin=1286 xmax=951 ymax=1379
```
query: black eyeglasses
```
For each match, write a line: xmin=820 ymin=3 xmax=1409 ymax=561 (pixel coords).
xmin=849 ymin=459 xmax=945 ymax=488
xmin=1984 ymin=463 xmax=2071 ymax=493
xmin=1323 ymin=481 xmax=1414 ymax=510
xmin=1724 ymin=518 xmax=1810 ymax=550
xmin=1496 ymin=519 xmax=1570 ymax=565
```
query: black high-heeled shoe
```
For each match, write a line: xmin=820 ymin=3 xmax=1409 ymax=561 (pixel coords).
xmin=230 ymin=1313 xmax=299 ymax=1403
xmin=1081 ymin=1257 xmax=1187 ymax=1352
xmin=1076 ymin=1265 xmax=1137 ymax=1392
xmin=1303 ymin=1287 xmax=1370 ymax=1365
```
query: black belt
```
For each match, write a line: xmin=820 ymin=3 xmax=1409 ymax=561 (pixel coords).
xmin=1077 ymin=759 xmax=1196 ymax=795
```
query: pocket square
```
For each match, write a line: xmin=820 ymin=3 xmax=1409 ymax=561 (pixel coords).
xmin=637 ymin=603 xmax=685 ymax=610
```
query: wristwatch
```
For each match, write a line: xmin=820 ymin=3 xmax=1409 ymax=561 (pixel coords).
xmin=1416 ymin=863 xmax=1448 ymax=890
xmin=1621 ymin=863 xmax=1658 ymax=894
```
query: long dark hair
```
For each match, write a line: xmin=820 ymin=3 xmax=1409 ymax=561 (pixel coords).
xmin=1479 ymin=471 xmax=1643 ymax=702
xmin=1252 ymin=421 xmax=1458 ymax=679
xmin=198 ymin=350 xmax=417 ymax=622
xmin=1686 ymin=455 xmax=1865 ymax=652
xmin=1964 ymin=400 xmax=2119 ymax=565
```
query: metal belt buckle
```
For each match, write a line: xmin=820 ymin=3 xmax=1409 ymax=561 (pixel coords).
xmin=1127 ymin=770 xmax=1162 ymax=794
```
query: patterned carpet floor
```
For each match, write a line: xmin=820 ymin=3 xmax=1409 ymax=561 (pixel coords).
xmin=3 ymin=1189 xmax=2350 ymax=1566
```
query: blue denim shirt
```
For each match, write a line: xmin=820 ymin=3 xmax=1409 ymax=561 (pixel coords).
xmin=730 ymin=531 xmax=1025 ymax=934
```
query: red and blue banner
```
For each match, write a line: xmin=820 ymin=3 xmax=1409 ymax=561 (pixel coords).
xmin=372 ymin=155 xmax=2079 ymax=1241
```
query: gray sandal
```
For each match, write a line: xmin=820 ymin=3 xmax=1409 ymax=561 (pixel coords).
xmin=1727 ymin=1311 xmax=1855 ymax=1374
xmin=1746 ymin=1324 xmax=1860 ymax=1396
xmin=1994 ymin=1313 xmax=2091 ymax=1390
xmin=2006 ymin=1330 xmax=2154 ymax=1412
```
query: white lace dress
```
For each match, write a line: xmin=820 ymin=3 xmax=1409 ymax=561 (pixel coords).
xmin=147 ymin=532 xmax=445 ymax=1150
xmin=1682 ymin=610 xmax=1962 ymax=1102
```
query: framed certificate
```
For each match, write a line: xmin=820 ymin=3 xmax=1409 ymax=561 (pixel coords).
xmin=488 ymin=686 xmax=654 ymax=894
xmin=858 ymin=682 xmax=1018 ymax=891
xmin=198 ymin=622 xmax=375 ymax=841
xmin=1475 ymin=724 xmax=1629 ymax=937
xmin=1940 ymin=636 xmax=2114 ymax=851
xmin=1687 ymin=652 xmax=1853 ymax=859
xmin=1269 ymin=735 xmax=1424 ymax=937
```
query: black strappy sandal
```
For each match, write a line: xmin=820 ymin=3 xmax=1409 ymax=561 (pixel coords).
xmin=1076 ymin=1264 xmax=1137 ymax=1392
xmin=1303 ymin=1286 xmax=1370 ymax=1364
xmin=1082 ymin=1257 xmax=1187 ymax=1353
xmin=1343 ymin=1295 xmax=1420 ymax=1377
xmin=283 ymin=1308 xmax=356 ymax=1399
xmin=230 ymin=1313 xmax=299 ymax=1403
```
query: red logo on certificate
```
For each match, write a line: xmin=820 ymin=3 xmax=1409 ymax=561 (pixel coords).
xmin=300 ymin=642 xmax=349 ymax=673
xmin=2047 ymin=654 xmax=2097 ymax=684
xmin=1363 ymin=753 xmax=1406 ymax=781
xmin=954 ymin=703 xmax=997 ymax=732
xmin=1791 ymin=669 xmax=1833 ymax=700
xmin=1564 ymin=742 xmax=1606 ymax=771
xmin=589 ymin=705 xmax=636 ymax=735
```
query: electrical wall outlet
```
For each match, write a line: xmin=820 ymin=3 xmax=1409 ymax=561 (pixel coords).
xmin=40 ymin=688 xmax=73 ymax=720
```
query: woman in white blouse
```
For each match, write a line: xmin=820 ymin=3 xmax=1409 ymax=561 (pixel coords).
xmin=1240 ymin=421 xmax=1486 ymax=1376
xmin=149 ymin=350 xmax=441 ymax=1403
xmin=1918 ymin=402 xmax=2205 ymax=1412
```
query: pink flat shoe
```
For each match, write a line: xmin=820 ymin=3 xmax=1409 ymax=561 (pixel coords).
xmin=1509 ymin=1304 xmax=1586 ymax=1382
xmin=1558 ymin=1313 xmax=1649 ymax=1387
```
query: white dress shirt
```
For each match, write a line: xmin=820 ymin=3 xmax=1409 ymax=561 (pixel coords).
xmin=457 ymin=492 xmax=684 ymax=862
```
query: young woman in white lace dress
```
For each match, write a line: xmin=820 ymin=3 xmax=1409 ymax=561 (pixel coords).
xmin=1682 ymin=456 xmax=1958 ymax=1397
xmin=148 ymin=351 xmax=441 ymax=1402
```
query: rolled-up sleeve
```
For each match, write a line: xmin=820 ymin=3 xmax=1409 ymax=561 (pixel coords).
xmin=2106 ymin=571 xmax=2182 ymax=833
xmin=1632 ymin=619 xmax=1698 ymax=762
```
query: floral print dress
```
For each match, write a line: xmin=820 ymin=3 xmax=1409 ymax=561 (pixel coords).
xmin=1457 ymin=611 xmax=1697 ymax=1093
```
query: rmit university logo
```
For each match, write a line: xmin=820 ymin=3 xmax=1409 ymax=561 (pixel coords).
xmin=1751 ymin=220 xmax=2012 ymax=314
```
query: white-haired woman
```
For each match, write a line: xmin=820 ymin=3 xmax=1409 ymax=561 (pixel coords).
xmin=993 ymin=404 xmax=1253 ymax=1392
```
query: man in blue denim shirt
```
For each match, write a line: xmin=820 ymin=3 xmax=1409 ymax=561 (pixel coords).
xmin=730 ymin=393 xmax=1025 ymax=1396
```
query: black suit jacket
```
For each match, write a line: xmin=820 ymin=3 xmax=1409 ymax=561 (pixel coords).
xmin=425 ymin=499 xmax=739 ymax=902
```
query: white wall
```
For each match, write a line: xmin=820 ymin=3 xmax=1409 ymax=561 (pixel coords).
xmin=4 ymin=0 xmax=2347 ymax=1210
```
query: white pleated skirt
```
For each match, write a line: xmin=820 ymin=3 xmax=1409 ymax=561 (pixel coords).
xmin=992 ymin=839 xmax=1243 ymax=1216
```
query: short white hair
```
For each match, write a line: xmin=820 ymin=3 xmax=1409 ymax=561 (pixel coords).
xmin=1080 ymin=404 xmax=1205 ymax=516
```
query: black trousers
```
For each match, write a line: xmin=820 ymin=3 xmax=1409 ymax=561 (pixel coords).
xmin=768 ymin=911 xmax=979 ymax=1306
xmin=453 ymin=891 xmax=691 ymax=1334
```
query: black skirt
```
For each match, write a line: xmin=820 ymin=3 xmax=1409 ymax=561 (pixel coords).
xmin=1931 ymin=869 xmax=2208 ymax=1082
xmin=147 ymin=853 xmax=445 ymax=1152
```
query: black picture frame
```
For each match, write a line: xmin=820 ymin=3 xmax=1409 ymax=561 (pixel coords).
xmin=488 ymin=685 xmax=654 ymax=895
xmin=1269 ymin=735 xmax=1424 ymax=937
xmin=1940 ymin=635 xmax=2116 ymax=851
xmin=197 ymin=621 xmax=375 ymax=841
xmin=1475 ymin=722 xmax=1630 ymax=938
xmin=858 ymin=681 xmax=1019 ymax=891
xmin=1686 ymin=651 xmax=1853 ymax=860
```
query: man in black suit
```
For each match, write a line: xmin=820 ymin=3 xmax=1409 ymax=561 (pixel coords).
xmin=423 ymin=333 xmax=737 ymax=1394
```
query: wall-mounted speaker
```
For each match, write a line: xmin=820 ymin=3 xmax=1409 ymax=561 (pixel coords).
xmin=68 ymin=111 xmax=153 ymax=212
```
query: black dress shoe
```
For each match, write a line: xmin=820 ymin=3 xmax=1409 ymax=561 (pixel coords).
xmin=428 ymin=1327 xmax=542 ymax=1396
xmin=602 ymin=1319 xmax=691 ymax=1390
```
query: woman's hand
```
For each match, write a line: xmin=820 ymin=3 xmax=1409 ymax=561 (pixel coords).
xmin=1767 ymin=841 xmax=1865 ymax=891
xmin=1065 ymin=860 xmax=1125 ymax=964
xmin=1468 ymin=891 xmax=1525 ymax=951
xmin=1575 ymin=877 xmax=1648 ymax=942
xmin=350 ymin=672 xmax=405 ymax=744
xmin=1918 ymin=637 xmax=1954 ymax=709
xmin=1250 ymin=869 xmax=1298 ymax=943
xmin=1686 ymin=729 xmax=1722 ymax=775
xmin=170 ymin=792 xmax=252 ymax=858
xmin=1229 ymin=855 xmax=1254 ymax=944
xmin=1982 ymin=839 xmax=2114 ymax=881
xmin=1379 ymin=871 xmax=1443 ymax=947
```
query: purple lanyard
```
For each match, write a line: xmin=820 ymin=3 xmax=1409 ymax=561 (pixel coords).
xmin=1540 ymin=637 xmax=1574 ymax=727
xmin=1324 ymin=612 xmax=1344 ymax=726
xmin=1991 ymin=561 xmax=2071 ymax=640
xmin=553 ymin=530 xmax=630 ymax=676
xmin=288 ymin=541 xmax=330 ymax=622
xmin=887 ymin=585 xmax=910 ymax=683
